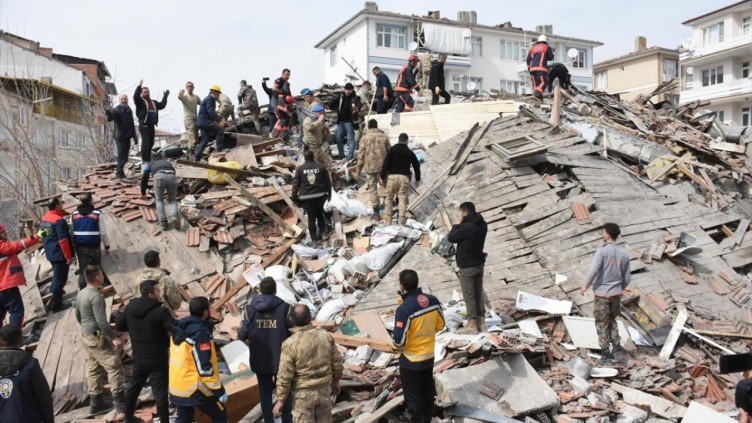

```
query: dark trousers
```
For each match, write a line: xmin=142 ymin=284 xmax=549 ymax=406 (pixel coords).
xmin=458 ymin=265 xmax=485 ymax=320
xmin=0 ymin=287 xmax=24 ymax=328
xmin=195 ymin=124 xmax=223 ymax=160
xmin=302 ymin=197 xmax=327 ymax=241
xmin=139 ymin=124 xmax=155 ymax=162
xmin=431 ymin=90 xmax=451 ymax=105
xmin=400 ymin=367 xmax=435 ymax=423
xmin=394 ymin=92 xmax=414 ymax=113
xmin=50 ymin=260 xmax=69 ymax=308
xmin=257 ymin=373 xmax=291 ymax=423
xmin=114 ymin=137 xmax=131 ymax=178
xmin=530 ymin=71 xmax=549 ymax=95
xmin=375 ymin=96 xmax=391 ymax=114
xmin=268 ymin=109 xmax=277 ymax=132
xmin=76 ymin=245 xmax=102 ymax=289
xmin=176 ymin=401 xmax=227 ymax=423
xmin=125 ymin=362 xmax=168 ymax=423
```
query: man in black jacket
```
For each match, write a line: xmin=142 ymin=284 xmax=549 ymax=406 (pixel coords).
xmin=133 ymin=79 xmax=169 ymax=163
xmin=0 ymin=324 xmax=54 ymax=423
xmin=291 ymin=150 xmax=332 ymax=243
xmin=105 ymin=94 xmax=138 ymax=180
xmin=238 ymin=277 xmax=292 ymax=423
xmin=116 ymin=280 xmax=174 ymax=423
xmin=380 ymin=133 xmax=420 ymax=226
xmin=327 ymin=82 xmax=362 ymax=160
xmin=429 ymin=54 xmax=450 ymax=105
xmin=447 ymin=202 xmax=488 ymax=334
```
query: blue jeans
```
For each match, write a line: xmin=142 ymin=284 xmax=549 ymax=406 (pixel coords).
xmin=176 ymin=401 xmax=227 ymax=423
xmin=50 ymin=261 xmax=69 ymax=308
xmin=258 ymin=373 xmax=291 ymax=423
xmin=335 ymin=121 xmax=356 ymax=159
xmin=0 ymin=287 xmax=24 ymax=328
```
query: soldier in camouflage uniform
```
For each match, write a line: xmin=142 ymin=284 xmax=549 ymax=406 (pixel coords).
xmin=273 ymin=304 xmax=343 ymax=423
xmin=302 ymin=105 xmax=332 ymax=173
xmin=136 ymin=250 xmax=183 ymax=318
xmin=238 ymin=80 xmax=261 ymax=134
xmin=356 ymin=119 xmax=391 ymax=220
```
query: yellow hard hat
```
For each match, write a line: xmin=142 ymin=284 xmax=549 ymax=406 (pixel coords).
xmin=210 ymin=84 xmax=222 ymax=93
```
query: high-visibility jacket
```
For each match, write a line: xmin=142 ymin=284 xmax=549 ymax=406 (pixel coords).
xmin=392 ymin=288 xmax=445 ymax=370
xmin=0 ymin=235 xmax=39 ymax=292
xmin=168 ymin=316 xmax=225 ymax=406
xmin=526 ymin=41 xmax=554 ymax=73
xmin=71 ymin=210 xmax=102 ymax=246
xmin=40 ymin=210 xmax=73 ymax=262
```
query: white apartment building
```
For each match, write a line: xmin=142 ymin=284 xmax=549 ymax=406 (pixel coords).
xmin=679 ymin=1 xmax=752 ymax=127
xmin=315 ymin=2 xmax=602 ymax=95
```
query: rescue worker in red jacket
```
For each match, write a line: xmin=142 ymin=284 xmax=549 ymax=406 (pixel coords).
xmin=0 ymin=224 xmax=49 ymax=328
xmin=394 ymin=54 xmax=420 ymax=113
xmin=272 ymin=95 xmax=295 ymax=142
xmin=40 ymin=197 xmax=74 ymax=312
xmin=526 ymin=34 xmax=555 ymax=99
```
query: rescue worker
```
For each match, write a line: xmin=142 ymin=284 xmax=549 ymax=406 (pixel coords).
xmin=178 ymin=81 xmax=201 ymax=154
xmin=71 ymin=192 xmax=111 ymax=290
xmin=218 ymin=91 xmax=236 ymax=123
xmin=104 ymin=93 xmax=138 ymax=180
xmin=392 ymin=269 xmax=445 ymax=423
xmin=394 ymin=55 xmax=420 ymax=113
xmin=0 ymin=324 xmax=54 ymax=423
xmin=133 ymin=79 xmax=169 ymax=162
xmin=302 ymin=105 xmax=332 ymax=173
xmin=372 ymin=67 xmax=393 ymax=114
xmin=273 ymin=304 xmax=343 ymax=422
xmin=41 ymin=197 xmax=74 ymax=312
xmin=169 ymin=297 xmax=227 ymax=423
xmin=357 ymin=81 xmax=373 ymax=111
xmin=195 ymin=85 xmax=226 ymax=160
xmin=380 ymin=133 xmax=420 ymax=226
xmin=356 ymin=119 xmax=391 ymax=221
xmin=526 ymin=34 xmax=555 ymax=99
xmin=291 ymin=150 xmax=332 ymax=244
xmin=76 ymin=265 xmax=125 ymax=417
xmin=301 ymin=88 xmax=321 ymax=111
xmin=262 ymin=77 xmax=276 ymax=130
xmin=272 ymin=69 xmax=292 ymax=114
xmin=0 ymin=224 xmax=48 ymax=328
xmin=272 ymin=95 xmax=295 ymax=142
xmin=238 ymin=80 xmax=261 ymax=133
xmin=420 ymin=50 xmax=432 ymax=88
xmin=429 ymin=53 xmax=450 ymax=105
xmin=136 ymin=250 xmax=182 ymax=318
xmin=116 ymin=280 xmax=174 ymax=423
xmin=447 ymin=202 xmax=488 ymax=334
xmin=237 ymin=277 xmax=293 ymax=423
xmin=140 ymin=153 xmax=180 ymax=231
xmin=327 ymin=83 xmax=362 ymax=160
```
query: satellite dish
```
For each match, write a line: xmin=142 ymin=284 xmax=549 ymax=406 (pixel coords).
xmin=566 ymin=48 xmax=579 ymax=59
xmin=467 ymin=82 xmax=477 ymax=91
xmin=408 ymin=42 xmax=419 ymax=52
xmin=686 ymin=66 xmax=694 ymax=75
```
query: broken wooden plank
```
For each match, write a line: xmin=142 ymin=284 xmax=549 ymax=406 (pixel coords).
xmin=709 ymin=141 xmax=746 ymax=154
xmin=331 ymin=333 xmax=394 ymax=352
xmin=224 ymin=174 xmax=301 ymax=237
xmin=659 ymin=305 xmax=688 ymax=360
xmin=353 ymin=395 xmax=405 ymax=423
xmin=730 ymin=218 xmax=750 ymax=247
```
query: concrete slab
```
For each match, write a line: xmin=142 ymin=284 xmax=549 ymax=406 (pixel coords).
xmin=562 ymin=316 xmax=630 ymax=349
xmin=435 ymin=355 xmax=559 ymax=417
xmin=611 ymin=383 xmax=686 ymax=419
xmin=681 ymin=401 xmax=735 ymax=423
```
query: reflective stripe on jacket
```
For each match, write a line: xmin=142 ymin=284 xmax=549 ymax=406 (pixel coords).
xmin=526 ymin=42 xmax=554 ymax=73
xmin=392 ymin=288 xmax=445 ymax=370
xmin=71 ymin=210 xmax=102 ymax=246
xmin=168 ymin=334 xmax=223 ymax=404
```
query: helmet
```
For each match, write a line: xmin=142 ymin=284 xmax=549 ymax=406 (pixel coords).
xmin=537 ymin=34 xmax=548 ymax=43
xmin=311 ymin=105 xmax=325 ymax=113
xmin=285 ymin=95 xmax=295 ymax=104
xmin=209 ymin=84 xmax=222 ymax=93
xmin=408 ymin=54 xmax=419 ymax=62
xmin=301 ymin=88 xmax=313 ymax=96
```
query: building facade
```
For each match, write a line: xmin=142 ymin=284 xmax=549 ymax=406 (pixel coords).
xmin=315 ymin=2 xmax=602 ymax=96
xmin=593 ymin=37 xmax=679 ymax=103
xmin=679 ymin=1 xmax=752 ymax=127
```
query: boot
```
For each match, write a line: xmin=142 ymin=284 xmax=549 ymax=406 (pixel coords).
xmin=457 ymin=318 xmax=478 ymax=335
xmin=612 ymin=344 xmax=627 ymax=362
xmin=113 ymin=391 xmax=126 ymax=420
xmin=160 ymin=220 xmax=169 ymax=231
xmin=371 ymin=207 xmax=381 ymax=221
xmin=89 ymin=393 xmax=112 ymax=414
xmin=174 ymin=217 xmax=182 ymax=230
xmin=477 ymin=317 xmax=487 ymax=333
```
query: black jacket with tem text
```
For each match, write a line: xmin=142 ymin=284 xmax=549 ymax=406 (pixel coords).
xmin=291 ymin=159 xmax=332 ymax=202
xmin=447 ymin=211 xmax=488 ymax=268
xmin=237 ymin=294 xmax=292 ymax=375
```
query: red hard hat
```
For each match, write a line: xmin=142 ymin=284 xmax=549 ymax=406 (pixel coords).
xmin=409 ymin=54 xmax=419 ymax=62
xmin=285 ymin=95 xmax=295 ymax=104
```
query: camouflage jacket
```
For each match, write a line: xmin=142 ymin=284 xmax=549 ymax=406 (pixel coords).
xmin=237 ymin=86 xmax=259 ymax=110
xmin=275 ymin=324 xmax=343 ymax=402
xmin=303 ymin=116 xmax=325 ymax=146
xmin=357 ymin=128 xmax=391 ymax=174
xmin=136 ymin=267 xmax=182 ymax=318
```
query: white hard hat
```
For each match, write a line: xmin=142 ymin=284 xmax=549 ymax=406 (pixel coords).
xmin=538 ymin=34 xmax=548 ymax=43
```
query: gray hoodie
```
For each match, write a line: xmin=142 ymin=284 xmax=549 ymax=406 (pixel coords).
xmin=585 ymin=242 xmax=631 ymax=296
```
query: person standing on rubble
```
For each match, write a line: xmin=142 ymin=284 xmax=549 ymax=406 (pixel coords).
xmin=195 ymin=85 xmax=226 ymax=160
xmin=429 ymin=54 xmax=450 ymax=105
xmin=420 ymin=50 xmax=432 ymax=89
xmin=0 ymin=324 xmax=54 ymax=423
xmin=133 ymin=79 xmax=169 ymax=163
xmin=262 ymin=77 xmax=276 ymax=131
xmin=394 ymin=55 xmax=420 ymax=113
xmin=238 ymin=80 xmax=261 ymax=133
xmin=41 ymin=197 xmax=74 ymax=313
xmin=137 ymin=250 xmax=182 ymax=318
xmin=218 ymin=91 xmax=236 ymax=123
xmin=447 ymin=202 xmax=488 ymax=334
xmin=301 ymin=88 xmax=322 ymax=111
xmin=71 ymin=192 xmax=111 ymax=290
xmin=237 ymin=277 xmax=293 ymax=423
xmin=105 ymin=93 xmax=138 ymax=181
xmin=117 ymin=280 xmax=174 ymax=423
xmin=381 ymin=133 xmax=420 ymax=226
xmin=272 ymin=95 xmax=296 ymax=142
xmin=178 ymin=81 xmax=201 ymax=155
xmin=273 ymin=304 xmax=343 ymax=423
xmin=76 ymin=265 xmax=126 ymax=417
xmin=392 ymin=269 xmax=445 ymax=423
xmin=580 ymin=222 xmax=631 ymax=364
xmin=292 ymin=150 xmax=332 ymax=244
xmin=328 ymin=82 xmax=362 ymax=160
xmin=169 ymin=296 xmax=227 ymax=423
xmin=273 ymin=69 xmax=292 ymax=109
xmin=0 ymin=224 xmax=48 ymax=329
xmin=141 ymin=153 xmax=181 ymax=231
xmin=372 ymin=67 xmax=393 ymax=114
xmin=302 ymin=105 xmax=333 ymax=173
xmin=356 ymin=119 xmax=391 ymax=221
xmin=526 ymin=35 xmax=554 ymax=99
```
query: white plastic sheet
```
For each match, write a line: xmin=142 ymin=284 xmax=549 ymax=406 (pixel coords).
xmin=324 ymin=191 xmax=370 ymax=218
xmin=422 ymin=23 xmax=471 ymax=55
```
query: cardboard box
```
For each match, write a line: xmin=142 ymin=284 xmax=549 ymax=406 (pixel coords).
xmin=196 ymin=371 xmax=259 ymax=423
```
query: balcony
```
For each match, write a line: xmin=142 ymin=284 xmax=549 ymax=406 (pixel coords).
xmin=33 ymin=104 xmax=85 ymax=124
xmin=680 ymin=33 xmax=752 ymax=63
xmin=679 ymin=77 xmax=752 ymax=104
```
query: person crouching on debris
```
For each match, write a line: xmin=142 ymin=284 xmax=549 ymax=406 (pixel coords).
xmin=141 ymin=153 xmax=181 ymax=231
xmin=0 ymin=324 xmax=54 ymax=423
xmin=195 ymin=85 xmax=226 ymax=160
xmin=274 ymin=304 xmax=343 ymax=423
xmin=136 ymin=250 xmax=182 ymax=318
xmin=580 ymin=222 xmax=631 ymax=364
xmin=447 ymin=201 xmax=489 ymax=334
xmin=356 ymin=119 xmax=391 ymax=221
xmin=381 ymin=133 xmax=421 ymax=226
xmin=0 ymin=223 xmax=48 ymax=328
xmin=292 ymin=150 xmax=332 ymax=244
xmin=392 ymin=269 xmax=445 ymax=423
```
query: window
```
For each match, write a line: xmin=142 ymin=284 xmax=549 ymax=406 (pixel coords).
xmin=742 ymin=61 xmax=750 ymax=79
xmin=717 ymin=111 xmax=725 ymax=122
xmin=663 ymin=60 xmax=678 ymax=78
xmin=702 ymin=22 xmax=724 ymax=46
xmin=742 ymin=107 xmax=750 ymax=127
xmin=451 ymin=75 xmax=482 ymax=92
xmin=471 ymin=36 xmax=483 ymax=57
xmin=743 ymin=17 xmax=751 ymax=36
xmin=595 ymin=72 xmax=608 ymax=89
xmin=500 ymin=40 xmax=524 ymax=61
xmin=570 ymin=48 xmax=587 ymax=69
xmin=58 ymin=130 xmax=70 ymax=148
xmin=77 ymin=132 xmax=86 ymax=150
xmin=701 ymin=66 xmax=724 ymax=86
xmin=330 ymin=45 xmax=337 ymax=67
xmin=19 ymin=181 xmax=28 ymax=202
xmin=500 ymin=80 xmax=521 ymax=94
xmin=376 ymin=24 xmax=406 ymax=49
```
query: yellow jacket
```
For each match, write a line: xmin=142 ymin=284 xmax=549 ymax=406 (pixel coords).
xmin=168 ymin=316 xmax=225 ymax=406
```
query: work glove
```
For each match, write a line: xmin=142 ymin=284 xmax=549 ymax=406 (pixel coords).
xmin=37 ymin=227 xmax=52 ymax=239
xmin=219 ymin=393 xmax=228 ymax=404
xmin=163 ymin=89 xmax=170 ymax=97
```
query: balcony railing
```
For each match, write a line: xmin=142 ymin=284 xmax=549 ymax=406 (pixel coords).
xmin=680 ymin=33 xmax=752 ymax=62
xmin=33 ymin=104 xmax=85 ymax=124
xmin=680 ymin=77 xmax=752 ymax=103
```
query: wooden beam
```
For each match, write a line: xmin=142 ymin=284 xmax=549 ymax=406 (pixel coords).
xmin=224 ymin=174 xmax=301 ymax=237
xmin=677 ymin=163 xmax=717 ymax=194
xmin=175 ymin=159 xmax=269 ymax=178
xmin=270 ymin=178 xmax=306 ymax=227
xmin=550 ymin=85 xmax=561 ymax=127
xmin=731 ymin=218 xmax=750 ymax=247
xmin=691 ymin=329 xmax=752 ymax=340
xmin=332 ymin=208 xmax=345 ymax=247
xmin=561 ymin=88 xmax=581 ymax=106
xmin=354 ymin=395 xmax=405 ymax=423
xmin=331 ymin=333 xmax=394 ymax=352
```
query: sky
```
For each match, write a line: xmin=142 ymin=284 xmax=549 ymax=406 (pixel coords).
xmin=0 ymin=0 xmax=716 ymax=132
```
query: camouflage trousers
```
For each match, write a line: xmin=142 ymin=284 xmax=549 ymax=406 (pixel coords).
xmin=594 ymin=296 xmax=621 ymax=352
xmin=291 ymin=385 xmax=332 ymax=423
xmin=185 ymin=119 xmax=199 ymax=148
xmin=365 ymin=173 xmax=381 ymax=210
xmin=308 ymin=143 xmax=332 ymax=174
xmin=81 ymin=332 xmax=125 ymax=396
xmin=385 ymin=174 xmax=409 ymax=225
